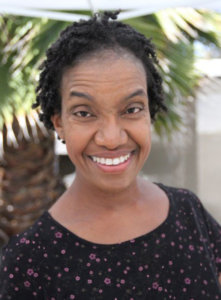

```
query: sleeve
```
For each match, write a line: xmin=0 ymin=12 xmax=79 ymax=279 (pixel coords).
xmin=0 ymin=241 xmax=41 ymax=299
xmin=201 ymin=206 xmax=221 ymax=274
xmin=188 ymin=190 xmax=221 ymax=274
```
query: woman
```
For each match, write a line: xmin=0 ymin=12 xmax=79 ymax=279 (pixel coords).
xmin=0 ymin=11 xmax=221 ymax=299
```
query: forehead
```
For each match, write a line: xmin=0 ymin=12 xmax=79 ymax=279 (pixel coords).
xmin=61 ymin=49 xmax=147 ymax=94
xmin=73 ymin=48 xmax=145 ymax=71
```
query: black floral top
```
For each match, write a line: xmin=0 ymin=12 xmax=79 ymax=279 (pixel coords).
xmin=0 ymin=184 xmax=221 ymax=299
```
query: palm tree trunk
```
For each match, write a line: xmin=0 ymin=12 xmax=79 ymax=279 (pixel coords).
xmin=0 ymin=118 xmax=65 ymax=247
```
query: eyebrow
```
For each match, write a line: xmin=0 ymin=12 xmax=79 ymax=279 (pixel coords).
xmin=69 ymin=91 xmax=93 ymax=101
xmin=124 ymin=89 xmax=147 ymax=101
xmin=69 ymin=89 xmax=147 ymax=101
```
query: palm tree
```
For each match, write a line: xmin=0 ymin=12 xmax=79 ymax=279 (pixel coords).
xmin=0 ymin=9 xmax=220 ymax=247
xmin=125 ymin=8 xmax=221 ymax=134
xmin=0 ymin=16 xmax=67 ymax=246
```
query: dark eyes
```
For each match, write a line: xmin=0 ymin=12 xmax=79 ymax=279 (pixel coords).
xmin=125 ymin=107 xmax=143 ymax=114
xmin=72 ymin=105 xmax=144 ymax=119
xmin=74 ymin=111 xmax=93 ymax=118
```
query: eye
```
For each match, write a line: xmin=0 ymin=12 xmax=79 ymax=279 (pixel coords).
xmin=73 ymin=111 xmax=93 ymax=118
xmin=125 ymin=106 xmax=143 ymax=114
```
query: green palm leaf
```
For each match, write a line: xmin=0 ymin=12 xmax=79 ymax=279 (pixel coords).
xmin=0 ymin=9 xmax=221 ymax=151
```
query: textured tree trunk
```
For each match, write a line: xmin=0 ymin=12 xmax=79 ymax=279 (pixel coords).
xmin=0 ymin=118 xmax=65 ymax=247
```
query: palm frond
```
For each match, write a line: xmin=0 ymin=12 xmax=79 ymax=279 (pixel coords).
xmin=0 ymin=16 xmax=67 ymax=155
xmin=125 ymin=8 xmax=220 ymax=136
xmin=0 ymin=9 xmax=220 ymax=151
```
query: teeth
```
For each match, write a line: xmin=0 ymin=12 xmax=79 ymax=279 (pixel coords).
xmin=120 ymin=156 xmax=126 ymax=163
xmin=113 ymin=158 xmax=120 ymax=165
xmin=106 ymin=159 xmax=112 ymax=165
xmin=91 ymin=154 xmax=131 ymax=166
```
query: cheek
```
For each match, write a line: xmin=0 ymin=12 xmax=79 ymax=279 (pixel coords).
xmin=142 ymin=130 xmax=151 ymax=157
xmin=131 ymin=120 xmax=151 ymax=148
xmin=63 ymin=126 xmax=94 ymax=160
xmin=135 ymin=122 xmax=151 ymax=161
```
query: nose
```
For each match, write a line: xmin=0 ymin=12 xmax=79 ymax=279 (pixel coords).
xmin=94 ymin=117 xmax=128 ymax=149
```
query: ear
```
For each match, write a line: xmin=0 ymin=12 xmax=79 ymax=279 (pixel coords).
xmin=51 ymin=113 xmax=64 ymax=140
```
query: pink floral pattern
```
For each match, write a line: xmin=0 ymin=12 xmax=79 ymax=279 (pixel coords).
xmin=0 ymin=184 xmax=221 ymax=299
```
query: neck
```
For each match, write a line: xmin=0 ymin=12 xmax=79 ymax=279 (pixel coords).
xmin=66 ymin=174 xmax=147 ymax=214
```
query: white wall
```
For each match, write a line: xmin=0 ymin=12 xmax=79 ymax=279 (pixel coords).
xmin=196 ymin=76 xmax=221 ymax=223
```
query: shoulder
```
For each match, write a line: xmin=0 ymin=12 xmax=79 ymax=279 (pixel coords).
xmin=0 ymin=211 xmax=54 ymax=280
xmin=158 ymin=183 xmax=221 ymax=231
xmin=157 ymin=183 xmax=211 ymax=225
xmin=1 ymin=212 xmax=50 ymax=259
xmin=0 ymin=212 xmax=51 ymax=299
xmin=157 ymin=183 xmax=201 ymax=208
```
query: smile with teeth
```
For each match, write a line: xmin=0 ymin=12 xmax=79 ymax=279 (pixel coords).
xmin=91 ymin=153 xmax=131 ymax=166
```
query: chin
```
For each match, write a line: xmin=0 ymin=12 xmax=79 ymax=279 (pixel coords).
xmin=93 ymin=176 xmax=136 ymax=194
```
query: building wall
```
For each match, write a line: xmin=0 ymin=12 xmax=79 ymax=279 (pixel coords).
xmin=196 ymin=77 xmax=221 ymax=223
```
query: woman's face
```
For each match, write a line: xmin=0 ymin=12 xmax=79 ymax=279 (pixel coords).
xmin=52 ymin=51 xmax=152 ymax=193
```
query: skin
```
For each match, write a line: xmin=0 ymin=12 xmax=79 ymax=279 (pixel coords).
xmin=57 ymin=51 xmax=152 ymax=196
xmin=50 ymin=50 xmax=169 ymax=244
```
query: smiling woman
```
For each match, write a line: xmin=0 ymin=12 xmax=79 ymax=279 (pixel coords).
xmin=0 ymin=11 xmax=221 ymax=300
xmin=51 ymin=51 xmax=151 ymax=194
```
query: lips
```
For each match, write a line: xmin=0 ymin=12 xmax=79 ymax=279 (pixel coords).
xmin=88 ymin=150 xmax=135 ymax=169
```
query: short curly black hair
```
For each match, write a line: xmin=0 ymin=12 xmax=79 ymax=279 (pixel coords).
xmin=33 ymin=11 xmax=167 ymax=130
